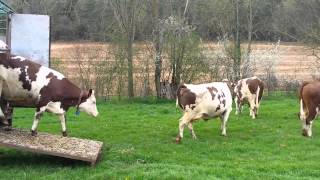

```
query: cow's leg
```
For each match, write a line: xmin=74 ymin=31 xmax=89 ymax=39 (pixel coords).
xmin=2 ymin=102 xmax=13 ymax=131
xmin=187 ymin=122 xmax=197 ymax=139
xmin=0 ymin=80 xmax=5 ymax=118
xmin=59 ymin=114 xmax=68 ymax=137
xmin=220 ymin=109 xmax=231 ymax=136
xmin=31 ymin=106 xmax=46 ymax=136
xmin=235 ymin=98 xmax=239 ymax=115
xmin=176 ymin=113 xmax=192 ymax=143
xmin=248 ymin=97 xmax=256 ymax=119
xmin=0 ymin=99 xmax=9 ymax=126
xmin=45 ymin=102 xmax=67 ymax=136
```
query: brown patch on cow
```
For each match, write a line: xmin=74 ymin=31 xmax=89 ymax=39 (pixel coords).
xmin=222 ymin=99 xmax=226 ymax=107
xmin=176 ymin=84 xmax=196 ymax=110
xmin=246 ymin=79 xmax=260 ymax=94
xmin=246 ymin=78 xmax=264 ymax=102
xmin=215 ymin=105 xmax=221 ymax=112
xmin=39 ymin=77 xmax=90 ymax=111
xmin=202 ymin=113 xmax=210 ymax=120
xmin=207 ymin=87 xmax=218 ymax=100
xmin=0 ymin=54 xmax=41 ymax=91
xmin=46 ymin=72 xmax=56 ymax=79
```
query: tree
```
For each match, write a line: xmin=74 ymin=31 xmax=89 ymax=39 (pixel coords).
xmin=150 ymin=0 xmax=163 ymax=99
xmin=109 ymin=0 xmax=143 ymax=99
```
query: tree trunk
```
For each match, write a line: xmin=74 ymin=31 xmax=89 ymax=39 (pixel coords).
xmin=127 ymin=36 xmax=134 ymax=98
xmin=247 ymin=0 xmax=253 ymax=53
xmin=233 ymin=0 xmax=241 ymax=81
xmin=127 ymin=0 xmax=136 ymax=99
xmin=152 ymin=0 xmax=163 ymax=99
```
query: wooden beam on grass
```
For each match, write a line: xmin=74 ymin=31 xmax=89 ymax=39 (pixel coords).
xmin=0 ymin=128 xmax=103 ymax=166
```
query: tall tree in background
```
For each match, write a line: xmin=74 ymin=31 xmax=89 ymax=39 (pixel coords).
xmin=110 ymin=0 xmax=143 ymax=99
xmin=151 ymin=0 xmax=163 ymax=99
xmin=233 ymin=0 xmax=241 ymax=81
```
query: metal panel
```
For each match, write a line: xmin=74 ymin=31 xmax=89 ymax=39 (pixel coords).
xmin=10 ymin=14 xmax=50 ymax=67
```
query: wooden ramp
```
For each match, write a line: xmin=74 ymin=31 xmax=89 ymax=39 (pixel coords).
xmin=0 ymin=128 xmax=103 ymax=165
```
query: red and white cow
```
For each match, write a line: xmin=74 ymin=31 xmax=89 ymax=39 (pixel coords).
xmin=299 ymin=81 xmax=320 ymax=137
xmin=0 ymin=52 xmax=99 ymax=136
xmin=234 ymin=76 xmax=264 ymax=119
xmin=175 ymin=82 xmax=233 ymax=143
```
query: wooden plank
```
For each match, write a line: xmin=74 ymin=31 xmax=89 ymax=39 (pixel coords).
xmin=0 ymin=128 xmax=103 ymax=165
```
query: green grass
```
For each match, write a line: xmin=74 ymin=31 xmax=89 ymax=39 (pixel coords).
xmin=0 ymin=96 xmax=320 ymax=179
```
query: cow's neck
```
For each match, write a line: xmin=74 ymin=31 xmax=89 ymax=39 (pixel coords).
xmin=60 ymin=85 xmax=88 ymax=110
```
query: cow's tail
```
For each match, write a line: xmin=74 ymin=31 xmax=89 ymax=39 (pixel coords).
xmin=176 ymin=98 xmax=179 ymax=109
xmin=255 ymin=86 xmax=260 ymax=107
xmin=299 ymin=82 xmax=309 ymax=117
xmin=298 ymin=82 xmax=309 ymax=100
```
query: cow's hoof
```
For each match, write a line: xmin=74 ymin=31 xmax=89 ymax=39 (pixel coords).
xmin=175 ymin=136 xmax=182 ymax=144
xmin=62 ymin=131 xmax=68 ymax=137
xmin=302 ymin=129 xmax=311 ymax=137
xmin=221 ymin=133 xmax=227 ymax=137
xmin=31 ymin=130 xmax=37 ymax=136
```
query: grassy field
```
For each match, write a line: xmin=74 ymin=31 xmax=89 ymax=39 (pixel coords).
xmin=1 ymin=95 xmax=320 ymax=179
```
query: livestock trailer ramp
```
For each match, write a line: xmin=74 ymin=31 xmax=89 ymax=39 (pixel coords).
xmin=0 ymin=128 xmax=103 ymax=165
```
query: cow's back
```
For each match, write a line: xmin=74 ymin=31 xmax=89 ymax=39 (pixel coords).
xmin=0 ymin=54 xmax=67 ymax=106
xmin=177 ymin=82 xmax=232 ymax=115
xmin=235 ymin=76 xmax=263 ymax=100
xmin=300 ymin=81 xmax=320 ymax=107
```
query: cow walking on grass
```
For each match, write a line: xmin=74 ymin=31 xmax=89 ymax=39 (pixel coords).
xmin=175 ymin=82 xmax=233 ymax=143
xmin=299 ymin=81 xmax=320 ymax=137
xmin=234 ymin=76 xmax=264 ymax=119
xmin=0 ymin=52 xmax=99 ymax=136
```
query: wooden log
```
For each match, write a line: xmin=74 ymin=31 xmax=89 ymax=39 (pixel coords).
xmin=0 ymin=128 xmax=103 ymax=165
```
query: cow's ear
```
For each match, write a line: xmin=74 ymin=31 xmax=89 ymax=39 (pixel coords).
xmin=88 ymin=89 xmax=93 ymax=97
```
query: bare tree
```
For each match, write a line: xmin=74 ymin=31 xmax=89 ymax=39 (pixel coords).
xmin=109 ymin=0 xmax=143 ymax=99
xmin=151 ymin=0 xmax=164 ymax=99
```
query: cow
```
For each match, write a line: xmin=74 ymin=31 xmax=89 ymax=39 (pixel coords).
xmin=0 ymin=52 xmax=99 ymax=136
xmin=234 ymin=76 xmax=264 ymax=119
xmin=298 ymin=81 xmax=320 ymax=137
xmin=175 ymin=82 xmax=233 ymax=143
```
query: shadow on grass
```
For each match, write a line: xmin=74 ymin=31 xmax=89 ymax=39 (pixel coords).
xmin=0 ymin=151 xmax=89 ymax=167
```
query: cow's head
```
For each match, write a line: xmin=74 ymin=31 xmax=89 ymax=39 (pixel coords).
xmin=299 ymin=111 xmax=312 ymax=137
xmin=78 ymin=89 xmax=99 ymax=117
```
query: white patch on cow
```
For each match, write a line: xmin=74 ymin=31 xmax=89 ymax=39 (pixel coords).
xmin=303 ymin=121 xmax=313 ymax=137
xmin=46 ymin=101 xmax=64 ymax=114
xmin=31 ymin=106 xmax=47 ymax=131
xmin=79 ymin=90 xmax=99 ymax=117
xmin=12 ymin=56 xmax=26 ymax=61
xmin=299 ymin=99 xmax=306 ymax=120
xmin=0 ymin=40 xmax=8 ymax=50
xmin=32 ymin=66 xmax=65 ymax=99
xmin=24 ymin=66 xmax=32 ymax=84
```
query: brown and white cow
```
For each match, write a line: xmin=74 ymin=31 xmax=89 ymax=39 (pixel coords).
xmin=298 ymin=81 xmax=320 ymax=137
xmin=0 ymin=53 xmax=99 ymax=136
xmin=175 ymin=82 xmax=233 ymax=143
xmin=234 ymin=76 xmax=264 ymax=119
